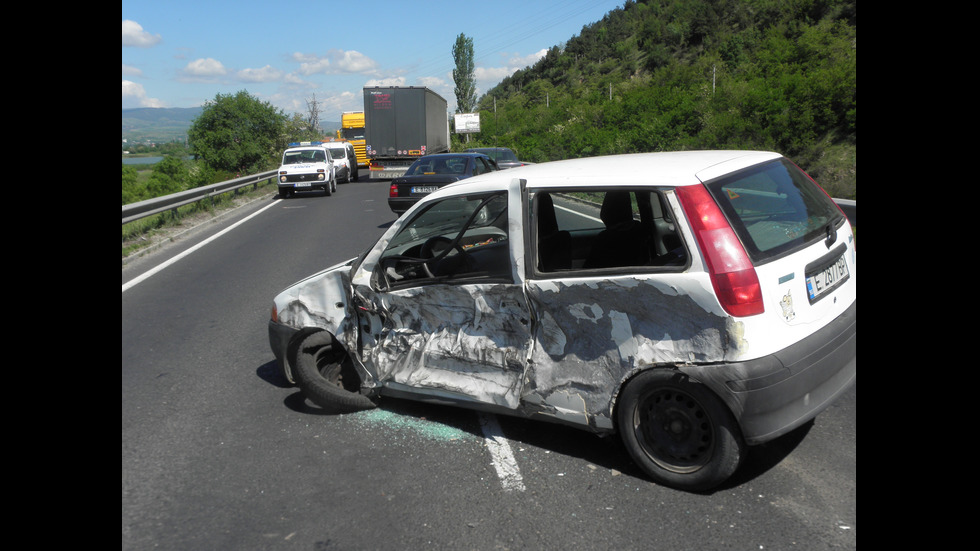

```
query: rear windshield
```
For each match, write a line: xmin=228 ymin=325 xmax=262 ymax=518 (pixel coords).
xmin=705 ymin=159 xmax=844 ymax=263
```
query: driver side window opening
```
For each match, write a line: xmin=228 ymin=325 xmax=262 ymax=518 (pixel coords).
xmin=374 ymin=192 xmax=511 ymax=290
xmin=531 ymin=188 xmax=687 ymax=275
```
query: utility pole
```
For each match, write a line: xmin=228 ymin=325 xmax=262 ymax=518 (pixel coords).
xmin=306 ymin=92 xmax=321 ymax=134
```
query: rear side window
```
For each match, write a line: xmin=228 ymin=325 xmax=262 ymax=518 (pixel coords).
xmin=530 ymin=189 xmax=686 ymax=275
xmin=706 ymin=159 xmax=844 ymax=263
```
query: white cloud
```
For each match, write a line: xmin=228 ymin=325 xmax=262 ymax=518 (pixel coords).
xmin=509 ymin=49 xmax=549 ymax=68
xmin=122 ymin=64 xmax=142 ymax=77
xmin=475 ymin=66 xmax=515 ymax=82
xmin=181 ymin=58 xmax=228 ymax=79
xmin=122 ymin=80 xmax=165 ymax=108
xmin=330 ymin=50 xmax=378 ymax=73
xmin=292 ymin=49 xmax=379 ymax=76
xmin=237 ymin=65 xmax=283 ymax=83
xmin=417 ymin=76 xmax=446 ymax=88
xmin=122 ymin=20 xmax=161 ymax=48
xmin=296 ymin=57 xmax=331 ymax=76
xmin=364 ymin=76 xmax=407 ymax=87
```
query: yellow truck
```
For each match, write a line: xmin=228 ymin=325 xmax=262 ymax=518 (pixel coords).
xmin=337 ymin=111 xmax=368 ymax=170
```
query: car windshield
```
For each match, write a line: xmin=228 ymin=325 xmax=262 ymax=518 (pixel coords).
xmin=493 ymin=149 xmax=517 ymax=162
xmin=405 ymin=157 xmax=468 ymax=176
xmin=283 ymin=150 xmax=324 ymax=164
xmin=470 ymin=148 xmax=517 ymax=162
xmin=706 ymin=158 xmax=844 ymax=262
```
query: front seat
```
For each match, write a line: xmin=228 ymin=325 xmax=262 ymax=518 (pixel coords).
xmin=583 ymin=191 xmax=650 ymax=269
xmin=536 ymin=193 xmax=572 ymax=271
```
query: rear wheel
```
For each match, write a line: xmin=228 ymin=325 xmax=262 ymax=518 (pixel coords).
xmin=617 ymin=369 xmax=744 ymax=492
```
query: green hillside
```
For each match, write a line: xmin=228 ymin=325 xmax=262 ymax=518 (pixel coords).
xmin=464 ymin=0 xmax=856 ymax=199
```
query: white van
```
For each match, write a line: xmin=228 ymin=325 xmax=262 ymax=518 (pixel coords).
xmin=276 ymin=142 xmax=338 ymax=197
xmin=324 ymin=141 xmax=358 ymax=183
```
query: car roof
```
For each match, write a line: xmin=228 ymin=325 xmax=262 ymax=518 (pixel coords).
xmin=417 ymin=152 xmax=488 ymax=159
xmin=428 ymin=150 xmax=784 ymax=197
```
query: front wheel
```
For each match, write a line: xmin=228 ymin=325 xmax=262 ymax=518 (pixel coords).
xmin=293 ymin=331 xmax=376 ymax=413
xmin=617 ymin=369 xmax=745 ymax=492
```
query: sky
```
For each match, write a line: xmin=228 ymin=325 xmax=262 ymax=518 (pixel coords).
xmin=122 ymin=0 xmax=623 ymax=119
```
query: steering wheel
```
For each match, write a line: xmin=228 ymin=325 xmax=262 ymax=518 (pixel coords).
xmin=419 ymin=235 xmax=471 ymax=277
xmin=420 ymin=235 xmax=462 ymax=258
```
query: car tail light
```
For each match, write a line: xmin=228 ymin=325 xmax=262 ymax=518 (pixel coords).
xmin=676 ymin=184 xmax=764 ymax=317
xmin=389 ymin=184 xmax=398 ymax=197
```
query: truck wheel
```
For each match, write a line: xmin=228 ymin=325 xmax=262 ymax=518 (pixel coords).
xmin=294 ymin=331 xmax=376 ymax=413
xmin=617 ymin=369 xmax=744 ymax=492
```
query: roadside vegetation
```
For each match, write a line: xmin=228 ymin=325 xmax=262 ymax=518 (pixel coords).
xmin=122 ymin=91 xmax=322 ymax=257
xmin=454 ymin=0 xmax=855 ymax=200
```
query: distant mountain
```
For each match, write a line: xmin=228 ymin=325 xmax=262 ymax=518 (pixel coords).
xmin=122 ymin=107 xmax=343 ymax=143
xmin=122 ymin=107 xmax=202 ymax=143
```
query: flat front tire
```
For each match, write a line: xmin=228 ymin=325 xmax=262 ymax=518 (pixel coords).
xmin=293 ymin=331 xmax=376 ymax=413
xmin=617 ymin=369 xmax=744 ymax=492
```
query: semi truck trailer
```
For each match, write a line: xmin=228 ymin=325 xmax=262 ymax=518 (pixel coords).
xmin=364 ymin=86 xmax=450 ymax=180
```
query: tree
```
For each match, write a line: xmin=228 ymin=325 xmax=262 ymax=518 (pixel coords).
xmin=188 ymin=90 xmax=287 ymax=174
xmin=452 ymin=33 xmax=477 ymax=113
xmin=122 ymin=164 xmax=143 ymax=205
xmin=285 ymin=112 xmax=322 ymax=143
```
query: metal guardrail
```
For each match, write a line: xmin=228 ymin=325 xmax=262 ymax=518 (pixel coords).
xmin=122 ymin=168 xmax=856 ymax=227
xmin=122 ymin=170 xmax=277 ymax=225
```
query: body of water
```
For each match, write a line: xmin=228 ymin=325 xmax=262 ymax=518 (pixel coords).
xmin=122 ymin=155 xmax=193 ymax=166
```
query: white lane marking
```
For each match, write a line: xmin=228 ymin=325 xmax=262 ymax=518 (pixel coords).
xmin=478 ymin=413 xmax=525 ymax=492
xmin=122 ymin=200 xmax=281 ymax=293
xmin=554 ymin=202 xmax=602 ymax=222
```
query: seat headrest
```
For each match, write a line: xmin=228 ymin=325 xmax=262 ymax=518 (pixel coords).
xmin=600 ymin=192 xmax=633 ymax=227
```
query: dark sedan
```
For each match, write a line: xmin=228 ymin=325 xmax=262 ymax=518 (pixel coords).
xmin=464 ymin=147 xmax=534 ymax=170
xmin=387 ymin=152 xmax=498 ymax=214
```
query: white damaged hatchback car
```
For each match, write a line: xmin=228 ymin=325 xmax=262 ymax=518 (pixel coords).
xmin=268 ymin=151 xmax=856 ymax=491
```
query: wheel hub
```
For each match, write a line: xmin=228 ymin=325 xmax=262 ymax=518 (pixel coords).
xmin=635 ymin=388 xmax=714 ymax=473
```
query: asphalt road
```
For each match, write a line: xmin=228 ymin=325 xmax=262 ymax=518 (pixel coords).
xmin=122 ymin=172 xmax=856 ymax=550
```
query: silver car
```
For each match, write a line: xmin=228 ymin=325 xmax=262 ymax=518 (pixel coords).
xmin=268 ymin=151 xmax=856 ymax=491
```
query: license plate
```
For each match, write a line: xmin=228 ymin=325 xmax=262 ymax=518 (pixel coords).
xmin=294 ymin=182 xmax=311 ymax=187
xmin=806 ymin=252 xmax=849 ymax=303
xmin=411 ymin=186 xmax=438 ymax=194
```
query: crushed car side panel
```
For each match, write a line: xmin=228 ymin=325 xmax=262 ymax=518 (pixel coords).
xmin=355 ymin=283 xmax=532 ymax=408
xmin=521 ymin=276 xmax=744 ymax=431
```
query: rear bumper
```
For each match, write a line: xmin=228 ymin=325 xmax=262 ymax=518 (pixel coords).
xmin=681 ymin=300 xmax=856 ymax=445
xmin=387 ymin=197 xmax=419 ymax=214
